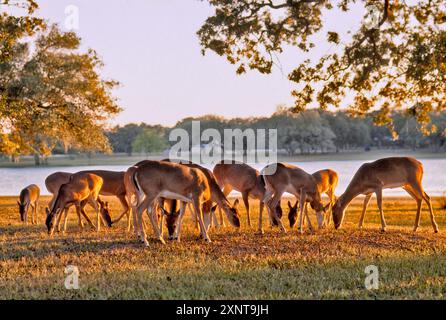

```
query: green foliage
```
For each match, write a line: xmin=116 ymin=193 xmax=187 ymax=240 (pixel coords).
xmin=106 ymin=124 xmax=168 ymax=155
xmin=198 ymin=0 xmax=446 ymax=131
xmin=132 ymin=128 xmax=168 ymax=154
xmin=0 ymin=21 xmax=121 ymax=163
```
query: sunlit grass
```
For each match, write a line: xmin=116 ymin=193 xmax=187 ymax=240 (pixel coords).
xmin=1 ymin=195 xmax=446 ymax=299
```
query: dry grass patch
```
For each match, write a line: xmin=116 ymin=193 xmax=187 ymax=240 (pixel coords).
xmin=1 ymin=195 xmax=446 ymax=299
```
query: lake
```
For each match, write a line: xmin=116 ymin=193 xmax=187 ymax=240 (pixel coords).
xmin=1 ymin=158 xmax=445 ymax=197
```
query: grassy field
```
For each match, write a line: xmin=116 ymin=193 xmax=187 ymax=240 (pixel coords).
xmin=1 ymin=195 xmax=446 ymax=299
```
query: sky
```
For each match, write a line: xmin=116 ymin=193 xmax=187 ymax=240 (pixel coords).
xmin=26 ymin=0 xmax=365 ymax=126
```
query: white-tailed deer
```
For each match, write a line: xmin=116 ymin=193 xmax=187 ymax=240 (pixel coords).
xmin=76 ymin=170 xmax=130 ymax=230
xmin=332 ymin=157 xmax=438 ymax=233
xmin=126 ymin=160 xmax=240 ymax=246
xmin=46 ymin=171 xmax=124 ymax=232
xmin=45 ymin=172 xmax=111 ymax=235
xmin=45 ymin=172 xmax=80 ymax=232
xmin=213 ymin=160 xmax=283 ymax=233
xmin=262 ymin=163 xmax=326 ymax=234
xmin=18 ymin=184 xmax=40 ymax=224
xmin=287 ymin=169 xmax=338 ymax=228
xmin=160 ymin=159 xmax=240 ymax=241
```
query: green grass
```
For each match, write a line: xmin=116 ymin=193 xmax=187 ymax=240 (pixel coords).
xmin=1 ymin=196 xmax=446 ymax=299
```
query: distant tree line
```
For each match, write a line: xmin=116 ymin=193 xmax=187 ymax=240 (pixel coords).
xmin=101 ymin=108 xmax=446 ymax=156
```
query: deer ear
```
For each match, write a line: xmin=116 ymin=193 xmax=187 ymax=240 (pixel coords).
xmin=233 ymin=199 xmax=239 ymax=208
xmin=105 ymin=202 xmax=109 ymax=208
xmin=45 ymin=207 xmax=50 ymax=216
xmin=287 ymin=200 xmax=292 ymax=209
xmin=293 ymin=201 xmax=298 ymax=209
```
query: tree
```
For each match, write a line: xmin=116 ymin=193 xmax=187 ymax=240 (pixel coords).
xmin=0 ymin=0 xmax=43 ymax=64
xmin=0 ymin=24 xmax=121 ymax=164
xmin=132 ymin=128 xmax=168 ymax=155
xmin=198 ymin=0 xmax=446 ymax=133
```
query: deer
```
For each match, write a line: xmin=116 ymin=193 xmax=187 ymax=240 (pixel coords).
xmin=126 ymin=160 xmax=240 ymax=246
xmin=287 ymin=169 xmax=338 ymax=229
xmin=46 ymin=171 xmax=127 ymax=232
xmin=212 ymin=160 xmax=283 ymax=234
xmin=159 ymin=159 xmax=241 ymax=240
xmin=45 ymin=172 xmax=79 ymax=232
xmin=76 ymin=170 xmax=130 ymax=230
xmin=18 ymin=184 xmax=40 ymax=224
xmin=332 ymin=157 xmax=439 ymax=233
xmin=261 ymin=163 xmax=326 ymax=234
xmin=45 ymin=172 xmax=112 ymax=235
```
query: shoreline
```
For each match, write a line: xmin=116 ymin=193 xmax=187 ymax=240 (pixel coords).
xmin=0 ymin=149 xmax=445 ymax=168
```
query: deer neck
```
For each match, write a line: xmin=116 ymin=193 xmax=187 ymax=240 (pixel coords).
xmin=338 ymin=184 xmax=362 ymax=210
xmin=210 ymin=183 xmax=231 ymax=211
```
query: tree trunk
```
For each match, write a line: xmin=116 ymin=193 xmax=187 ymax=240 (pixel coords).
xmin=34 ymin=154 xmax=41 ymax=166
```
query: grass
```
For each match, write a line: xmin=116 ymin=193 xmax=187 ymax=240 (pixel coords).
xmin=1 ymin=195 xmax=446 ymax=299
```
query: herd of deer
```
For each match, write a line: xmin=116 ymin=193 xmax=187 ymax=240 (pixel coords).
xmin=16 ymin=157 xmax=439 ymax=247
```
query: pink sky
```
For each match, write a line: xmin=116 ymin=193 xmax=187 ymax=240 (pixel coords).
xmin=28 ymin=1 xmax=364 ymax=126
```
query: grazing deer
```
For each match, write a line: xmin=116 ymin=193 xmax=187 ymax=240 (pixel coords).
xmin=288 ymin=169 xmax=338 ymax=228
xmin=18 ymin=184 xmax=40 ymax=224
xmin=160 ymin=159 xmax=241 ymax=240
xmin=126 ymin=160 xmax=240 ymax=246
xmin=46 ymin=171 xmax=130 ymax=232
xmin=262 ymin=163 xmax=326 ymax=234
xmin=76 ymin=170 xmax=130 ymax=229
xmin=45 ymin=172 xmax=112 ymax=235
xmin=45 ymin=172 xmax=80 ymax=231
xmin=213 ymin=160 xmax=283 ymax=233
xmin=332 ymin=157 xmax=438 ymax=233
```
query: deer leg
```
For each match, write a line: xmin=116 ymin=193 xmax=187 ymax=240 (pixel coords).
xmin=297 ymin=191 xmax=306 ymax=235
xmin=62 ymin=208 xmax=70 ymax=233
xmin=174 ymin=202 xmax=187 ymax=241
xmin=73 ymin=206 xmax=83 ymax=229
xmin=258 ymin=200 xmax=264 ymax=234
xmin=157 ymin=203 xmax=164 ymax=237
xmin=375 ymin=188 xmax=386 ymax=232
xmin=325 ymin=191 xmax=334 ymax=227
xmin=55 ymin=208 xmax=64 ymax=232
xmin=403 ymin=186 xmax=422 ymax=232
xmin=242 ymin=192 xmax=251 ymax=228
xmin=211 ymin=206 xmax=220 ymax=229
xmin=132 ymin=205 xmax=140 ymax=237
xmin=30 ymin=204 xmax=35 ymax=224
xmin=79 ymin=202 xmax=96 ymax=230
xmin=192 ymin=201 xmax=211 ymax=242
xmin=423 ymin=191 xmax=439 ymax=233
xmin=145 ymin=199 xmax=165 ymax=245
xmin=112 ymin=194 xmax=130 ymax=225
xmin=126 ymin=208 xmax=132 ymax=232
xmin=267 ymin=191 xmax=287 ymax=233
xmin=135 ymin=197 xmax=150 ymax=246
xmin=219 ymin=185 xmax=232 ymax=227
xmin=304 ymin=202 xmax=313 ymax=232
xmin=358 ymin=194 xmax=372 ymax=229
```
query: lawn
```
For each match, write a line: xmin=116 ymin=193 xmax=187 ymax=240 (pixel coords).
xmin=1 ymin=195 xmax=446 ymax=299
